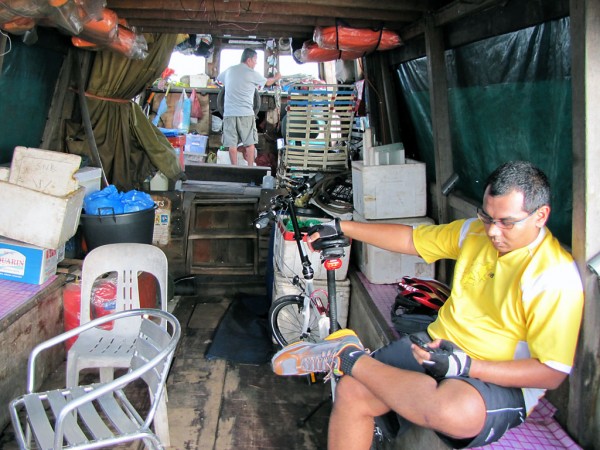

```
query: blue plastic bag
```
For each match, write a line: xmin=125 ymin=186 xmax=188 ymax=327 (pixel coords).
xmin=172 ymin=89 xmax=191 ymax=133
xmin=83 ymin=185 xmax=155 ymax=215
xmin=121 ymin=189 xmax=155 ymax=213
xmin=83 ymin=185 xmax=124 ymax=215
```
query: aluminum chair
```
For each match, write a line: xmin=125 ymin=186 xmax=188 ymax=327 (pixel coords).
xmin=9 ymin=308 xmax=181 ymax=450
xmin=65 ymin=243 xmax=172 ymax=445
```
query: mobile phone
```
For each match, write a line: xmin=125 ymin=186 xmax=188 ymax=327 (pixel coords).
xmin=409 ymin=335 xmax=435 ymax=353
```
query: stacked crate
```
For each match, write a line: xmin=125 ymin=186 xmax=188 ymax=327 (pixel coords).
xmin=351 ymin=141 xmax=435 ymax=284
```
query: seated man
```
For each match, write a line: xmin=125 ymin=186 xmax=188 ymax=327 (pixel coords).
xmin=272 ymin=161 xmax=584 ymax=449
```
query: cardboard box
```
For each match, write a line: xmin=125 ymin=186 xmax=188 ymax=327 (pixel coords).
xmin=352 ymin=159 xmax=426 ymax=219
xmin=273 ymin=216 xmax=350 ymax=281
xmin=353 ymin=211 xmax=435 ymax=284
xmin=0 ymin=181 xmax=85 ymax=249
xmin=151 ymin=195 xmax=171 ymax=246
xmin=0 ymin=237 xmax=58 ymax=284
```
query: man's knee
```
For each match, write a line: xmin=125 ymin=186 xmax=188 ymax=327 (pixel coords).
xmin=335 ymin=376 xmax=390 ymax=418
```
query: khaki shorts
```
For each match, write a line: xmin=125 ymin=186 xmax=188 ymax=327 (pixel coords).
xmin=222 ymin=116 xmax=258 ymax=148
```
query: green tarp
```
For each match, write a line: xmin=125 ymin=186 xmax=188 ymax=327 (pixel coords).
xmin=396 ymin=18 xmax=572 ymax=245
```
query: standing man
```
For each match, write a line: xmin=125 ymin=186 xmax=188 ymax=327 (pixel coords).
xmin=272 ymin=161 xmax=584 ymax=449
xmin=217 ymin=48 xmax=281 ymax=166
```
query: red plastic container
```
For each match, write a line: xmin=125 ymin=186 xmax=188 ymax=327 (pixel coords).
xmin=62 ymin=273 xmax=158 ymax=350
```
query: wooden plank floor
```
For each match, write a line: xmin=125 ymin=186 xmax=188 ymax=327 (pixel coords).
xmin=0 ymin=294 xmax=332 ymax=450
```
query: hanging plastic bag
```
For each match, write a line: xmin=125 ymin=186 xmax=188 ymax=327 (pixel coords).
xmin=152 ymin=84 xmax=170 ymax=126
xmin=172 ymin=89 xmax=191 ymax=132
xmin=190 ymin=89 xmax=202 ymax=119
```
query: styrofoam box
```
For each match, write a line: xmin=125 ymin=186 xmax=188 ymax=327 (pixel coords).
xmin=353 ymin=211 xmax=435 ymax=284
xmin=0 ymin=181 xmax=85 ymax=249
xmin=9 ymin=146 xmax=81 ymax=197
xmin=74 ymin=167 xmax=102 ymax=197
xmin=352 ymin=159 xmax=426 ymax=219
xmin=0 ymin=237 xmax=59 ymax=284
xmin=273 ymin=270 xmax=350 ymax=328
xmin=190 ymin=73 xmax=209 ymax=88
xmin=273 ymin=216 xmax=350 ymax=281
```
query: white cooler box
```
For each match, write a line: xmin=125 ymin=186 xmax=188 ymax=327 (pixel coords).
xmin=353 ymin=211 xmax=435 ymax=284
xmin=273 ymin=216 xmax=350 ymax=281
xmin=0 ymin=181 xmax=85 ymax=249
xmin=352 ymin=159 xmax=426 ymax=219
xmin=272 ymin=269 xmax=350 ymax=328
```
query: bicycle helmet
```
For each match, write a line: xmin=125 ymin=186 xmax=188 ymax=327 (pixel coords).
xmin=394 ymin=276 xmax=451 ymax=315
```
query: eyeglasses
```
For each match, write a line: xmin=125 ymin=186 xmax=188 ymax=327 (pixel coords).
xmin=476 ymin=208 xmax=538 ymax=230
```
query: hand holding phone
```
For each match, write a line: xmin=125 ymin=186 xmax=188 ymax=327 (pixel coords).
xmin=409 ymin=335 xmax=436 ymax=353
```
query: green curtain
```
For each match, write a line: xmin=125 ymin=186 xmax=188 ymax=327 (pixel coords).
xmin=67 ymin=33 xmax=182 ymax=191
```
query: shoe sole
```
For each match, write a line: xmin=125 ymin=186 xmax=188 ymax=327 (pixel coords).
xmin=272 ymin=329 xmax=362 ymax=376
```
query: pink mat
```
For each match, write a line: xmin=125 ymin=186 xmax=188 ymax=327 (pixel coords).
xmin=0 ymin=276 xmax=58 ymax=319
xmin=476 ymin=398 xmax=581 ymax=449
xmin=357 ymin=273 xmax=581 ymax=449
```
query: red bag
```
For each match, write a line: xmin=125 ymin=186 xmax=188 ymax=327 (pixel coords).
xmin=295 ymin=40 xmax=362 ymax=63
xmin=190 ymin=89 xmax=202 ymax=119
xmin=313 ymin=25 xmax=402 ymax=53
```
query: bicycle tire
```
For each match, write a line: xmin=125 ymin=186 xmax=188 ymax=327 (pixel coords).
xmin=269 ymin=295 xmax=323 ymax=347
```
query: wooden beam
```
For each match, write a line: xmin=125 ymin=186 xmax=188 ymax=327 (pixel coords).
xmin=134 ymin=23 xmax=315 ymax=39
xmin=424 ymin=14 xmax=454 ymax=280
xmin=568 ymin=1 xmax=600 ymax=448
xmin=110 ymin=3 xmax=420 ymax=23
xmin=123 ymin=12 xmax=407 ymax=30
xmin=107 ymin=0 xmax=438 ymax=13
xmin=393 ymin=0 xmax=569 ymax=66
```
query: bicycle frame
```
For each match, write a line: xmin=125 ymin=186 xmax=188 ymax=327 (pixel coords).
xmin=256 ymin=180 xmax=345 ymax=342
xmin=278 ymin=196 xmax=333 ymax=340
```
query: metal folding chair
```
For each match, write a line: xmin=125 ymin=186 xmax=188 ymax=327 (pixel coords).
xmin=9 ymin=308 xmax=181 ymax=450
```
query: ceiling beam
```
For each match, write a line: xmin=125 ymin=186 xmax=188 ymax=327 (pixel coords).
xmin=107 ymin=0 xmax=439 ymax=14
xmin=110 ymin=4 xmax=419 ymax=25
xmin=119 ymin=12 xmax=407 ymax=32
xmin=134 ymin=23 xmax=316 ymax=39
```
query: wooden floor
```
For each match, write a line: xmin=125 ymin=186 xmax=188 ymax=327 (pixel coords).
xmin=0 ymin=294 xmax=333 ymax=450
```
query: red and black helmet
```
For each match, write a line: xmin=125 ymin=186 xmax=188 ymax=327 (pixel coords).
xmin=395 ymin=276 xmax=451 ymax=314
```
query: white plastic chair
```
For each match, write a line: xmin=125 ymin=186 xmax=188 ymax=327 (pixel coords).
xmin=65 ymin=243 xmax=172 ymax=445
xmin=9 ymin=308 xmax=180 ymax=450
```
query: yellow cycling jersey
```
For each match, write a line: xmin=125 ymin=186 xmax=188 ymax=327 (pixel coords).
xmin=413 ymin=218 xmax=583 ymax=374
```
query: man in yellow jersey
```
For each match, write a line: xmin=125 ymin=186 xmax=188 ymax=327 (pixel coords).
xmin=271 ymin=161 xmax=584 ymax=449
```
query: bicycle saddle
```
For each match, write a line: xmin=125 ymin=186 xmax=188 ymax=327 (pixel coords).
xmin=311 ymin=236 xmax=350 ymax=251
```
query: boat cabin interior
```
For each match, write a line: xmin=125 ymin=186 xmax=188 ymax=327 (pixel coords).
xmin=0 ymin=0 xmax=600 ymax=448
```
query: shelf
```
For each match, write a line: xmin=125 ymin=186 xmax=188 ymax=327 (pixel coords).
xmin=188 ymin=230 xmax=257 ymax=239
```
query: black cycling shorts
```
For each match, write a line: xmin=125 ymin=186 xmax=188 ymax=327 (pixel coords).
xmin=371 ymin=332 xmax=526 ymax=449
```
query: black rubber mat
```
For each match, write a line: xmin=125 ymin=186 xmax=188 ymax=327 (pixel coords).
xmin=205 ymin=294 xmax=274 ymax=364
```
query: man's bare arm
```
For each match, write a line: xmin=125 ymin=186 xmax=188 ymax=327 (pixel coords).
xmin=337 ymin=221 xmax=420 ymax=256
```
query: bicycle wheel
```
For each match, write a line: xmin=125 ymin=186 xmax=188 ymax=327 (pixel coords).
xmin=270 ymin=295 xmax=323 ymax=347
